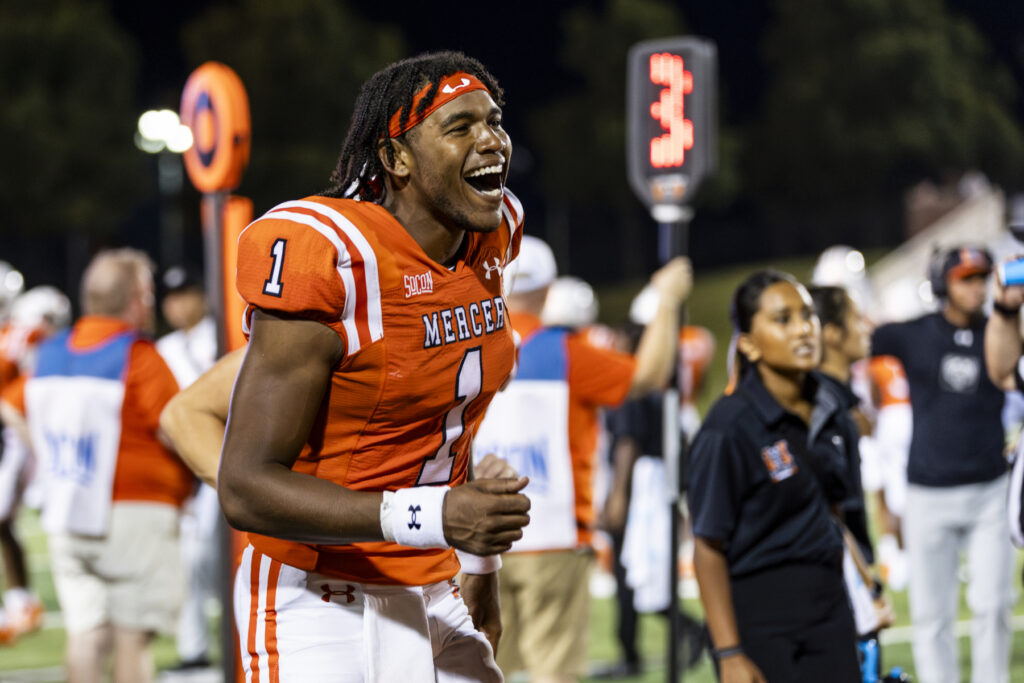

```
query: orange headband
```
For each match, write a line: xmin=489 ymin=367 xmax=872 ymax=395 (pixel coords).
xmin=387 ymin=72 xmax=490 ymax=138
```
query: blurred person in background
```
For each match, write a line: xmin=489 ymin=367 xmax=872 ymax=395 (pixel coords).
xmin=871 ymin=246 xmax=1012 ymax=683
xmin=811 ymin=244 xmax=911 ymax=590
xmin=864 ymin=355 xmax=912 ymax=591
xmin=808 ymin=284 xmax=896 ymax=679
xmin=1 ymin=249 xmax=193 ymax=683
xmin=690 ymin=270 xmax=860 ymax=682
xmin=155 ymin=265 xmax=219 ymax=671
xmin=0 ymin=283 xmax=69 ymax=644
xmin=807 ymin=285 xmax=875 ymax=564
xmin=474 ymin=235 xmax=691 ymax=683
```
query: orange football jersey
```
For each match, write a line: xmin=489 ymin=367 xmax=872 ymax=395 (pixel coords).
xmin=867 ymin=355 xmax=910 ymax=407
xmin=235 ymin=191 xmax=524 ymax=585
xmin=678 ymin=325 xmax=715 ymax=403
xmin=0 ymin=321 xmax=45 ymax=388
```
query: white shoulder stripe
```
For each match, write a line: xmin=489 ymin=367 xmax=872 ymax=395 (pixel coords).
xmin=501 ymin=189 xmax=525 ymax=266
xmin=263 ymin=209 xmax=364 ymax=356
xmin=502 ymin=189 xmax=524 ymax=227
xmin=276 ymin=200 xmax=384 ymax=344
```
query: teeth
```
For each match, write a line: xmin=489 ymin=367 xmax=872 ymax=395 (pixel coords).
xmin=466 ymin=165 xmax=503 ymax=178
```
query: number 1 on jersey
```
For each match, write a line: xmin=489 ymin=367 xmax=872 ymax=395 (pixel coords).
xmin=263 ymin=238 xmax=287 ymax=297
xmin=416 ymin=347 xmax=483 ymax=485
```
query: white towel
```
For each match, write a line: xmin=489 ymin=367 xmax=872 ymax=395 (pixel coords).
xmin=622 ymin=456 xmax=672 ymax=613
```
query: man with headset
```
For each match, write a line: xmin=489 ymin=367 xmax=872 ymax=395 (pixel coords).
xmin=871 ymin=246 xmax=1013 ymax=683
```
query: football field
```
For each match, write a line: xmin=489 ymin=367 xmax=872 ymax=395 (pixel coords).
xmin=4 ymin=507 xmax=1024 ymax=682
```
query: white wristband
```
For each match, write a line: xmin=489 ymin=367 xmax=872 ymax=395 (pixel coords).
xmin=381 ymin=487 xmax=450 ymax=548
xmin=456 ymin=549 xmax=502 ymax=575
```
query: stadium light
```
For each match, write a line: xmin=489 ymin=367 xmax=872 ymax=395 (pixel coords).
xmin=135 ymin=109 xmax=192 ymax=269
xmin=135 ymin=109 xmax=194 ymax=154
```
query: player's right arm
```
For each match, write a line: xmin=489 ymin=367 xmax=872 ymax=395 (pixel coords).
xmin=628 ymin=257 xmax=693 ymax=397
xmin=984 ymin=275 xmax=1024 ymax=391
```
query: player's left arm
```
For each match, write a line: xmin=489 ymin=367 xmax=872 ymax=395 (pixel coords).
xmin=460 ymin=571 xmax=503 ymax=655
xmin=459 ymin=450 xmax=517 ymax=653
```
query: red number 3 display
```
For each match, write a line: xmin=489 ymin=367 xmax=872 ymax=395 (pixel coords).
xmin=627 ymin=38 xmax=716 ymax=210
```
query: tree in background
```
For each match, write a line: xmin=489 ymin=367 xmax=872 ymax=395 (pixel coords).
xmin=749 ymin=0 xmax=1024 ymax=250
xmin=0 ymin=0 xmax=144 ymax=242
xmin=181 ymin=0 xmax=404 ymax=213
xmin=526 ymin=0 xmax=682 ymax=281
xmin=526 ymin=0 xmax=744 ymax=283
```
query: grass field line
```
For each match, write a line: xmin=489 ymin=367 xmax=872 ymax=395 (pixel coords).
xmin=880 ymin=613 xmax=1024 ymax=645
xmin=23 ymin=608 xmax=1024 ymax=643
xmin=0 ymin=665 xmax=66 ymax=683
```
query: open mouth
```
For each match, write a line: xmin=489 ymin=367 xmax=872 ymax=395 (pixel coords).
xmin=464 ymin=164 xmax=504 ymax=198
xmin=793 ymin=342 xmax=816 ymax=357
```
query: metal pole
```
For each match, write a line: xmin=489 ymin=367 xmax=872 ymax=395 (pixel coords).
xmin=659 ymin=216 xmax=690 ymax=681
xmin=202 ymin=192 xmax=236 ymax=682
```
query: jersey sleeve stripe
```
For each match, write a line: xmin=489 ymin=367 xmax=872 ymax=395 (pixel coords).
xmin=277 ymin=200 xmax=384 ymax=344
xmin=262 ymin=210 xmax=365 ymax=356
xmin=500 ymin=190 xmax=525 ymax=266
xmin=331 ymin=228 xmax=373 ymax=347
xmin=502 ymin=189 xmax=524 ymax=227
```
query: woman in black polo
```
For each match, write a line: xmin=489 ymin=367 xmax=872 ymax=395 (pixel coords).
xmin=689 ymin=271 xmax=860 ymax=682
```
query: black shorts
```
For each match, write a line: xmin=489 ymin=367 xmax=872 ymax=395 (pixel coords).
xmin=724 ymin=562 xmax=860 ymax=682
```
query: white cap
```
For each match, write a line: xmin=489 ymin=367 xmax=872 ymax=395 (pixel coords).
xmin=542 ymin=276 xmax=598 ymax=328
xmin=812 ymin=245 xmax=866 ymax=287
xmin=629 ymin=284 xmax=660 ymax=325
xmin=12 ymin=286 xmax=72 ymax=330
xmin=0 ymin=261 xmax=25 ymax=320
xmin=507 ymin=235 xmax=557 ymax=295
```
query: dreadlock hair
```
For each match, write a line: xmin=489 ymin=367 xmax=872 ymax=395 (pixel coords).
xmin=729 ymin=269 xmax=798 ymax=379
xmin=322 ymin=51 xmax=505 ymax=202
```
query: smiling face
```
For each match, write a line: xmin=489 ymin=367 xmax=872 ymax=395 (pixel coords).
xmin=391 ymin=89 xmax=511 ymax=234
xmin=739 ymin=281 xmax=822 ymax=373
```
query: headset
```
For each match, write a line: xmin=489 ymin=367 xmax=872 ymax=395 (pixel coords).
xmin=928 ymin=247 xmax=949 ymax=298
xmin=928 ymin=245 xmax=993 ymax=299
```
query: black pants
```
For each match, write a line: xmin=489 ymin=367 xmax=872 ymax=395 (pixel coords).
xmin=610 ymin=531 xmax=640 ymax=664
xmin=725 ymin=562 xmax=860 ymax=683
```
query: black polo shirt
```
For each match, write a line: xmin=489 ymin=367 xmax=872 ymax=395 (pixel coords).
xmin=606 ymin=392 xmax=664 ymax=459
xmin=872 ymin=312 xmax=1005 ymax=487
xmin=688 ymin=369 xmax=846 ymax=578
xmin=816 ymin=372 xmax=874 ymax=564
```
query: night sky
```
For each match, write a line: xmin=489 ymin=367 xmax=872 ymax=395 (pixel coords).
xmin=110 ymin=0 xmax=1022 ymax=127
xmin=94 ymin=0 xmax=1024 ymax=295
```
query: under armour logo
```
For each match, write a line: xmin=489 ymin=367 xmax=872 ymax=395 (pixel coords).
xmin=408 ymin=504 xmax=422 ymax=530
xmin=442 ymin=77 xmax=471 ymax=94
xmin=482 ymin=257 xmax=502 ymax=280
xmin=321 ymin=583 xmax=356 ymax=604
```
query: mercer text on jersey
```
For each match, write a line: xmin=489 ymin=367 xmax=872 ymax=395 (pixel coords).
xmin=422 ymin=296 xmax=506 ymax=349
